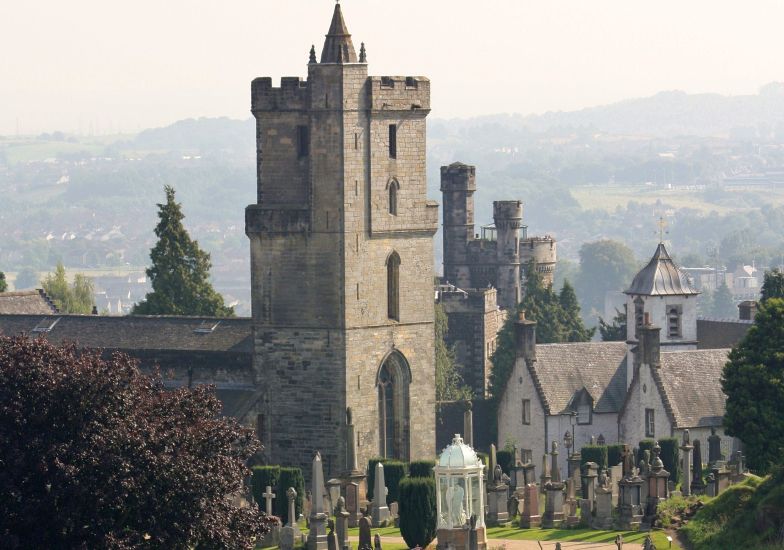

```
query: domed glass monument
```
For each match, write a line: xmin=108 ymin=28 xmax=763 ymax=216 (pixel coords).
xmin=434 ymin=434 xmax=487 ymax=549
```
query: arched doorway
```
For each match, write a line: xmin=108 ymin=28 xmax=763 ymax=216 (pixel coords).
xmin=377 ymin=350 xmax=410 ymax=460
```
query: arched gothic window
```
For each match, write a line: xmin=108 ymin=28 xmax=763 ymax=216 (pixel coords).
xmin=387 ymin=179 xmax=399 ymax=216
xmin=387 ymin=251 xmax=400 ymax=321
xmin=377 ymin=351 xmax=410 ymax=460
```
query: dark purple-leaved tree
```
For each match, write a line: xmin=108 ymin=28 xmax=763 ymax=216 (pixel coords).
xmin=0 ymin=335 xmax=270 ymax=549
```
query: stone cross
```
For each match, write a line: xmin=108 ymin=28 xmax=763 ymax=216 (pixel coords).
xmin=263 ymin=485 xmax=277 ymax=515
xmin=286 ymin=487 xmax=297 ymax=528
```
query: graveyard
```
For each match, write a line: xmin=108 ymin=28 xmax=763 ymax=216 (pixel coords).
xmin=248 ymin=424 xmax=768 ymax=550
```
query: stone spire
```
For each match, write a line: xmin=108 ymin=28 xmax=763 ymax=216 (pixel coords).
xmin=309 ymin=45 xmax=317 ymax=64
xmin=320 ymin=3 xmax=358 ymax=64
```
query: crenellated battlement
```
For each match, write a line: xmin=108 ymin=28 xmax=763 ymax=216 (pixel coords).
xmin=251 ymin=76 xmax=310 ymax=112
xmin=369 ymin=76 xmax=430 ymax=111
xmin=440 ymin=162 xmax=476 ymax=192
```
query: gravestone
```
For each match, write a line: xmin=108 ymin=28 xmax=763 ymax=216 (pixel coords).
xmin=519 ymin=483 xmax=541 ymax=528
xmin=371 ymin=462 xmax=390 ymax=526
xmin=707 ymin=427 xmax=722 ymax=466
xmin=345 ymin=481 xmax=362 ymax=528
xmin=643 ymin=442 xmax=669 ymax=528
xmin=582 ymin=462 xmax=598 ymax=503
xmin=327 ymin=519 xmax=338 ymax=550
xmin=540 ymin=453 xmax=551 ymax=492
xmin=486 ymin=464 xmax=509 ymax=525
xmin=705 ymin=473 xmax=717 ymax=497
xmin=336 ymin=496 xmax=350 ymax=550
xmin=610 ymin=464 xmax=622 ymax=506
xmin=373 ymin=533 xmax=382 ymax=550
xmin=691 ymin=440 xmax=706 ymax=495
xmin=464 ymin=405 xmax=474 ymax=447
xmin=489 ymin=443 xmax=497 ymax=478
xmin=618 ymin=474 xmax=644 ymax=530
xmin=358 ymin=515 xmax=372 ymax=550
xmin=565 ymin=478 xmax=580 ymax=526
xmin=542 ymin=442 xmax=565 ymax=528
xmin=307 ymin=452 xmax=329 ymax=550
xmin=280 ymin=525 xmax=296 ymax=550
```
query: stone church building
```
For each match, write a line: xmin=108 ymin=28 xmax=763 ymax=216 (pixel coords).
xmin=245 ymin=3 xmax=438 ymax=475
xmin=497 ymin=243 xmax=740 ymax=477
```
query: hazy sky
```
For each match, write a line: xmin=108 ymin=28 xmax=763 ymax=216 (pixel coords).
xmin=2 ymin=0 xmax=783 ymax=135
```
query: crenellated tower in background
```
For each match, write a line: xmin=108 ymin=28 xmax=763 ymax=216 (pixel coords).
xmin=246 ymin=4 xmax=438 ymax=476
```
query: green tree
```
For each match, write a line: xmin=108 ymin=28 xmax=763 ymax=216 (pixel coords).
xmin=558 ymin=280 xmax=596 ymax=341
xmin=489 ymin=262 xmax=593 ymax=403
xmin=133 ymin=186 xmax=233 ymax=317
xmin=41 ymin=262 xmax=94 ymax=314
xmin=599 ymin=308 xmax=627 ymax=341
xmin=13 ymin=267 xmax=38 ymax=290
xmin=761 ymin=269 xmax=784 ymax=302
xmin=721 ymin=298 xmax=784 ymax=472
xmin=435 ymin=303 xmax=472 ymax=401
xmin=711 ymin=282 xmax=736 ymax=318
xmin=575 ymin=240 xmax=638 ymax=320
xmin=0 ymin=272 xmax=6 ymax=293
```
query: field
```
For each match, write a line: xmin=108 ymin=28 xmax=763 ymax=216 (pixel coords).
xmin=570 ymin=183 xmax=784 ymax=214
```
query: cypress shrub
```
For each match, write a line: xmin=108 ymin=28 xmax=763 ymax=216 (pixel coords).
xmin=580 ymin=445 xmax=608 ymax=471
xmin=383 ymin=461 xmax=408 ymax=505
xmin=496 ymin=450 xmax=514 ymax=474
xmin=276 ymin=467 xmax=305 ymax=524
xmin=658 ymin=437 xmax=680 ymax=485
xmin=409 ymin=460 xmax=436 ymax=478
xmin=607 ymin=444 xmax=624 ymax=467
xmin=366 ymin=458 xmax=387 ymax=502
xmin=638 ymin=439 xmax=655 ymax=458
xmin=251 ymin=465 xmax=281 ymax=512
xmin=399 ymin=477 xmax=437 ymax=548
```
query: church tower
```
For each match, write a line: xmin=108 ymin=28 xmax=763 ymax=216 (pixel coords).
xmin=624 ymin=243 xmax=700 ymax=387
xmin=246 ymin=4 xmax=438 ymax=476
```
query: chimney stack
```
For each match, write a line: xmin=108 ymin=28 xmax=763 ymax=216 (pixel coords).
xmin=515 ymin=311 xmax=537 ymax=363
xmin=639 ymin=322 xmax=661 ymax=368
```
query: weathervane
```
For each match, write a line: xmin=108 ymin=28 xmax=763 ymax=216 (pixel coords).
xmin=656 ymin=216 xmax=669 ymax=243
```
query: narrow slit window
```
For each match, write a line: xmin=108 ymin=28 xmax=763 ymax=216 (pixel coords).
xmin=389 ymin=124 xmax=397 ymax=159
xmin=646 ymin=408 xmax=655 ymax=437
xmin=297 ymin=125 xmax=309 ymax=158
xmin=387 ymin=251 xmax=400 ymax=321
xmin=521 ymin=399 xmax=531 ymax=425
xmin=388 ymin=180 xmax=398 ymax=215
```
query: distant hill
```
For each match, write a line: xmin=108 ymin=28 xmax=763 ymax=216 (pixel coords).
xmin=435 ymin=82 xmax=784 ymax=138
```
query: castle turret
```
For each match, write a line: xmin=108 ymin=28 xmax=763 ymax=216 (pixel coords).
xmin=440 ymin=162 xmax=476 ymax=288
xmin=493 ymin=200 xmax=523 ymax=309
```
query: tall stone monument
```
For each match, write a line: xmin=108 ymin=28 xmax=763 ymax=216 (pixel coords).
xmin=680 ymin=429 xmax=694 ymax=497
xmin=308 ymin=452 xmax=329 ymax=550
xmin=371 ymin=462 xmax=390 ymax=526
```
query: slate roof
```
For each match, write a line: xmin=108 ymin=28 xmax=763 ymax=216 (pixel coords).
xmin=0 ymin=314 xmax=252 ymax=352
xmin=697 ymin=318 xmax=752 ymax=349
xmin=626 ymin=243 xmax=700 ymax=296
xmin=657 ymin=349 xmax=730 ymax=428
xmin=527 ymin=341 xmax=628 ymax=415
xmin=0 ymin=290 xmax=59 ymax=315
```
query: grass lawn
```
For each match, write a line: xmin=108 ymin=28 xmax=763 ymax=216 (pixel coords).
xmin=486 ymin=526 xmax=675 ymax=547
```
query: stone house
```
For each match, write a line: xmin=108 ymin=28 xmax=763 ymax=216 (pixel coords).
xmin=497 ymin=243 xmax=740 ymax=477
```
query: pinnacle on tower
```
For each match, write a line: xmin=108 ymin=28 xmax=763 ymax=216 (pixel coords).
xmin=320 ymin=3 xmax=358 ymax=63
xmin=359 ymin=42 xmax=367 ymax=63
xmin=309 ymin=45 xmax=317 ymax=64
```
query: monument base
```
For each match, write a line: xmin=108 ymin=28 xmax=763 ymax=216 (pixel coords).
xmin=436 ymin=527 xmax=487 ymax=550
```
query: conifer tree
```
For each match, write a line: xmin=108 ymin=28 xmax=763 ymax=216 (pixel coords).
xmin=558 ymin=280 xmax=596 ymax=341
xmin=711 ymin=282 xmax=736 ymax=318
xmin=0 ymin=272 xmax=6 ymax=293
xmin=434 ymin=303 xmax=472 ymax=402
xmin=722 ymin=297 xmax=784 ymax=472
xmin=761 ymin=269 xmax=784 ymax=303
xmin=599 ymin=308 xmax=627 ymax=341
xmin=133 ymin=186 xmax=233 ymax=317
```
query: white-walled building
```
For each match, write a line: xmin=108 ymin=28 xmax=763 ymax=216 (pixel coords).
xmin=497 ymin=243 xmax=740 ymax=477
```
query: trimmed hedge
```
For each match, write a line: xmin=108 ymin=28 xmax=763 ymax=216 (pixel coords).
xmin=638 ymin=439 xmax=655 ymax=459
xmin=251 ymin=465 xmax=281 ymax=512
xmin=399 ymin=477 xmax=437 ymax=548
xmin=659 ymin=437 xmax=680 ymax=485
xmin=276 ymin=467 xmax=305 ymax=524
xmin=409 ymin=460 xmax=436 ymax=478
xmin=580 ymin=445 xmax=608 ymax=471
xmin=496 ymin=450 xmax=514 ymax=474
xmin=383 ymin=461 xmax=408 ymax=505
xmin=607 ymin=444 xmax=624 ymax=468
